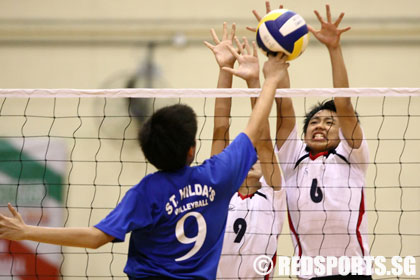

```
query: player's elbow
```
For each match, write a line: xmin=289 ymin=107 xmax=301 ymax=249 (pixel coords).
xmin=87 ymin=227 xmax=114 ymax=249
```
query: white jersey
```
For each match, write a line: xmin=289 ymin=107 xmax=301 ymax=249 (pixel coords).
xmin=276 ymin=126 xmax=370 ymax=279
xmin=217 ymin=181 xmax=286 ymax=279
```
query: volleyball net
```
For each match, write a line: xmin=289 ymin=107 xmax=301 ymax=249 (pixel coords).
xmin=0 ymin=88 xmax=419 ymax=279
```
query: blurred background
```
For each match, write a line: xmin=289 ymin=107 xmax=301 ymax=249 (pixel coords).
xmin=0 ymin=0 xmax=419 ymax=89
xmin=0 ymin=0 xmax=419 ymax=279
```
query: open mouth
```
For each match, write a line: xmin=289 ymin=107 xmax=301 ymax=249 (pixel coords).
xmin=313 ymin=133 xmax=326 ymax=141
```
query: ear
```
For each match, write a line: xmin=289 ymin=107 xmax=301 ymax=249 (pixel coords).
xmin=186 ymin=146 xmax=196 ymax=165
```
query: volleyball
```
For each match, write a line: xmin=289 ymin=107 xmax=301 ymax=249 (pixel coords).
xmin=256 ymin=9 xmax=309 ymax=60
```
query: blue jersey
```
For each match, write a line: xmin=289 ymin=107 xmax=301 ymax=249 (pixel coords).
xmin=95 ymin=133 xmax=257 ymax=279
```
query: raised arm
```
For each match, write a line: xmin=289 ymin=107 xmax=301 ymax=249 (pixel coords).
xmin=224 ymin=36 xmax=282 ymax=190
xmin=204 ymin=22 xmax=237 ymax=156
xmin=247 ymin=1 xmax=295 ymax=150
xmin=309 ymin=5 xmax=362 ymax=149
xmin=228 ymin=50 xmax=288 ymax=146
xmin=274 ymin=73 xmax=295 ymax=150
xmin=0 ymin=203 xmax=114 ymax=248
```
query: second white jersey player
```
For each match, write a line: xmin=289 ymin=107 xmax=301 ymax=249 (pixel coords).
xmin=217 ymin=182 xmax=286 ymax=279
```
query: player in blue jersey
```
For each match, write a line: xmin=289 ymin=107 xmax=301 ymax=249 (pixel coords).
xmin=0 ymin=50 xmax=289 ymax=279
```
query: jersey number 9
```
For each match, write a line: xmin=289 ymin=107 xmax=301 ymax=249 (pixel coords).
xmin=175 ymin=211 xmax=207 ymax=262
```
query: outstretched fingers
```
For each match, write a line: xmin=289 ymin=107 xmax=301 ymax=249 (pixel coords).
xmin=253 ymin=9 xmax=262 ymax=23
xmin=307 ymin=24 xmax=316 ymax=34
xmin=338 ymin=26 xmax=351 ymax=35
xmin=243 ymin=37 xmax=252 ymax=55
xmin=252 ymin=41 xmax=258 ymax=57
xmin=221 ymin=22 xmax=228 ymax=41
xmin=234 ymin=36 xmax=244 ymax=55
xmin=221 ymin=66 xmax=236 ymax=76
xmin=210 ymin=28 xmax=220 ymax=44
xmin=313 ymin=9 xmax=324 ymax=25
xmin=226 ymin=44 xmax=240 ymax=60
xmin=230 ymin=23 xmax=236 ymax=41
xmin=203 ymin=40 xmax=215 ymax=51
xmin=265 ymin=1 xmax=272 ymax=14
xmin=8 ymin=203 xmax=18 ymax=217
xmin=325 ymin=4 xmax=332 ymax=23
xmin=246 ymin=10 xmax=262 ymax=32
xmin=335 ymin=12 xmax=345 ymax=27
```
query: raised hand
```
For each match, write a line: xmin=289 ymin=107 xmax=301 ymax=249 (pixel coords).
xmin=222 ymin=37 xmax=260 ymax=84
xmin=204 ymin=22 xmax=238 ymax=68
xmin=307 ymin=4 xmax=351 ymax=49
xmin=0 ymin=203 xmax=26 ymax=241
xmin=263 ymin=53 xmax=289 ymax=84
xmin=247 ymin=1 xmax=284 ymax=33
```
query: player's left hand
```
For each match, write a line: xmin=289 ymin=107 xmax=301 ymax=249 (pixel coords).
xmin=204 ymin=22 xmax=238 ymax=68
xmin=307 ymin=4 xmax=351 ymax=49
xmin=222 ymin=37 xmax=260 ymax=82
xmin=0 ymin=203 xmax=26 ymax=241
xmin=247 ymin=1 xmax=284 ymax=33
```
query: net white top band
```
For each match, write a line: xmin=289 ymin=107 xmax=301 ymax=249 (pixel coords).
xmin=0 ymin=88 xmax=419 ymax=98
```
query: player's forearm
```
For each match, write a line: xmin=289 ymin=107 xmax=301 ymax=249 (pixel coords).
xmin=212 ymin=67 xmax=233 ymax=156
xmin=275 ymin=97 xmax=295 ymax=130
xmin=217 ymin=68 xmax=234 ymax=89
xmin=24 ymin=226 xmax=110 ymax=249
xmin=244 ymin=78 xmax=277 ymax=144
xmin=257 ymin=139 xmax=282 ymax=190
xmin=328 ymin=45 xmax=349 ymax=88
xmin=275 ymin=97 xmax=295 ymax=149
xmin=211 ymin=96 xmax=231 ymax=156
xmin=246 ymin=77 xmax=261 ymax=89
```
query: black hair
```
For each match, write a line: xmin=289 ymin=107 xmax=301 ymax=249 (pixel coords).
xmin=139 ymin=104 xmax=197 ymax=172
xmin=303 ymin=99 xmax=337 ymax=135
xmin=303 ymin=99 xmax=360 ymax=135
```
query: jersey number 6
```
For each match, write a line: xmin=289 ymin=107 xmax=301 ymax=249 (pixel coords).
xmin=310 ymin=178 xmax=323 ymax=203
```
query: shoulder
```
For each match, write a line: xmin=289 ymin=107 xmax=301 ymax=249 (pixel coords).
xmin=203 ymin=133 xmax=257 ymax=170
xmin=231 ymin=133 xmax=254 ymax=150
xmin=337 ymin=128 xmax=369 ymax=162
xmin=132 ymin=171 xmax=169 ymax=196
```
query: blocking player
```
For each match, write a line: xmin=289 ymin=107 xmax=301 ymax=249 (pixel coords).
xmin=0 ymin=46 xmax=289 ymax=279
xmin=251 ymin=2 xmax=372 ymax=279
xmin=205 ymin=22 xmax=286 ymax=279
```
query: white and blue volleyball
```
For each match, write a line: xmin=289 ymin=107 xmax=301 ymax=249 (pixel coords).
xmin=256 ymin=9 xmax=309 ymax=60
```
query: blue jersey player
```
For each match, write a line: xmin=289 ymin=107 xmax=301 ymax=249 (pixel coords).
xmin=0 ymin=55 xmax=289 ymax=278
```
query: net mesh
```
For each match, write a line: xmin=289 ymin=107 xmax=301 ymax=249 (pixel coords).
xmin=0 ymin=88 xmax=419 ymax=279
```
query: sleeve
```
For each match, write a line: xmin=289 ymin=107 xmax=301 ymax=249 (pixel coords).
xmin=337 ymin=128 xmax=369 ymax=170
xmin=94 ymin=181 xmax=155 ymax=242
xmin=275 ymin=125 xmax=305 ymax=175
xmin=200 ymin=133 xmax=257 ymax=195
xmin=256 ymin=181 xmax=286 ymax=235
xmin=259 ymin=178 xmax=286 ymax=213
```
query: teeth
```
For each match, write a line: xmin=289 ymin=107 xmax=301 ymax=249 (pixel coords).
xmin=314 ymin=134 xmax=325 ymax=139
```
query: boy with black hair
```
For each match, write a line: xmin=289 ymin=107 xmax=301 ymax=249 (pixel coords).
xmin=139 ymin=103 xmax=197 ymax=171
xmin=252 ymin=2 xmax=371 ymax=279
xmin=0 ymin=51 xmax=289 ymax=279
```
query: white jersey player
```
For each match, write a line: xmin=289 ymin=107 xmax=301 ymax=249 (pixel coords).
xmin=251 ymin=2 xmax=373 ymax=279
xmin=277 ymin=123 xmax=370 ymax=279
xmin=217 ymin=179 xmax=286 ymax=279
